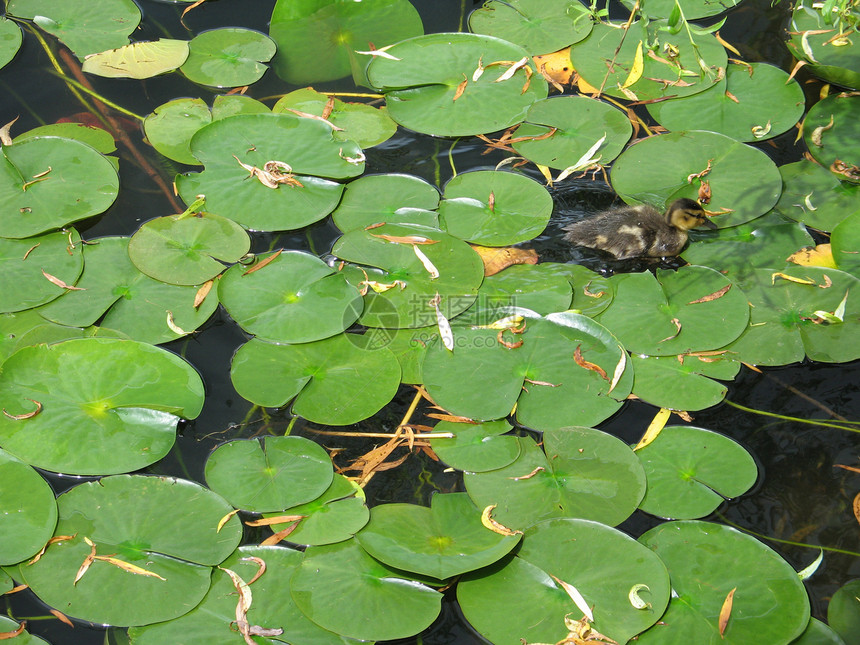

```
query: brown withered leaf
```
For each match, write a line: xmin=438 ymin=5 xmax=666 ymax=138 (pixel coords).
xmin=49 ymin=609 xmax=74 ymax=628
xmin=244 ymin=515 xmax=305 ymax=527
xmin=194 ymin=280 xmax=214 ymax=308
xmin=453 ymin=75 xmax=468 ymax=101
xmin=425 ymin=412 xmax=477 ymax=423
xmin=659 ymin=318 xmax=682 ymax=342
xmin=573 ymin=345 xmax=608 ymax=381
xmin=371 ymin=234 xmax=438 ymax=245
xmin=42 ymin=270 xmax=85 ymax=291
xmin=469 ymin=244 xmax=538 ymax=276
xmin=261 ymin=522 xmax=301 ymax=546
xmin=243 ymin=249 xmax=281 ymax=276
xmin=0 ymin=621 xmax=26 ymax=640
xmin=93 ymin=555 xmax=166 ymax=581
xmin=28 ymin=534 xmax=76 ymax=565
xmin=508 ymin=466 xmax=544 ymax=481
xmin=4 ymin=584 xmax=27 ymax=595
xmin=2 ymin=398 xmax=42 ymax=420
xmin=854 ymin=491 xmax=860 ymax=526
xmin=240 ymin=556 xmax=267 ymax=585
xmin=718 ymin=587 xmax=737 ymax=637
xmin=221 ymin=567 xmax=255 ymax=645
xmin=74 ymin=538 xmax=97 ymax=586
xmin=688 ymin=284 xmax=731 ymax=304
xmin=834 ymin=464 xmax=860 ymax=474
xmin=698 ymin=180 xmax=712 ymax=203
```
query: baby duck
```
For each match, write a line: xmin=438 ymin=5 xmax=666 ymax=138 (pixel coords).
xmin=562 ymin=198 xmax=717 ymax=260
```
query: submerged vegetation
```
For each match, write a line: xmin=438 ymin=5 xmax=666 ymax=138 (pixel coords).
xmin=0 ymin=0 xmax=859 ymax=643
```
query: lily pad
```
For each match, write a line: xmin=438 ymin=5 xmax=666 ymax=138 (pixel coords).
xmin=594 ymin=265 xmax=750 ymax=356
xmin=464 ymin=427 xmax=647 ymax=529
xmin=290 ymin=538 xmax=443 ymax=641
xmin=468 ymin=0 xmax=594 ymax=55
xmin=0 ymin=136 xmax=119 ymax=238
xmin=356 ymin=492 xmax=521 ymax=579
xmin=0 ymin=448 xmax=57 ymax=566
xmin=0 ymin=337 xmax=204 ymax=475
xmin=230 ymin=335 xmax=401 ymax=425
xmin=0 ymin=229 xmax=83 ymax=313
xmin=828 ymin=579 xmax=860 ymax=644
xmin=0 ymin=18 xmax=23 ymax=70
xmin=622 ymin=0 xmax=741 ymax=19
xmin=81 ymin=39 xmax=190 ymax=79
xmin=459 ymin=518 xmax=670 ymax=645
xmin=541 ymin=262 xmax=614 ymax=316
xmin=13 ymin=122 xmax=118 ymax=166
xmin=128 ymin=211 xmax=251 ymax=285
xmin=787 ymin=1 xmax=860 ymax=90
xmin=384 ymin=325 xmax=436 ymax=383
xmin=803 ymin=93 xmax=860 ymax=181
xmin=273 ymin=88 xmax=398 ymax=149
xmin=181 ymin=28 xmax=276 ymax=87
xmin=637 ymin=521 xmax=810 ymax=644
xmin=204 ymin=436 xmax=333 ymax=513
xmin=13 ymin=474 xmax=242 ymax=626
xmin=438 ymin=170 xmax=553 ymax=245
xmin=832 ymin=211 xmax=860 ymax=278
xmin=218 ymin=250 xmax=363 ymax=343
xmin=366 ymin=32 xmax=548 ymax=137
xmin=0 ymin=616 xmax=48 ymax=645
xmin=511 ymin=95 xmax=632 ymax=170
xmin=774 ymin=160 xmax=860 ymax=232
xmin=631 ymin=353 xmax=739 ymax=411
xmin=610 ymin=130 xmax=782 ymax=228
xmin=647 ymin=63 xmax=806 ymax=142
xmin=332 ymin=173 xmax=440 ymax=232
xmin=176 ymin=113 xmax=361 ymax=231
xmin=635 ymin=426 xmax=757 ymax=519
xmin=269 ymin=0 xmax=424 ymax=85
xmin=431 ymin=419 xmax=521 ymax=473
xmin=792 ymin=618 xmax=848 ymax=645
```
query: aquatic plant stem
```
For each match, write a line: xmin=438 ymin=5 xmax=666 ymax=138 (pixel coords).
xmin=724 ymin=399 xmax=860 ymax=432
xmin=448 ymin=138 xmax=459 ymax=178
xmin=597 ymin=0 xmax=640 ymax=97
xmin=44 ymin=72 xmax=144 ymax=122
xmin=715 ymin=512 xmax=860 ymax=558
xmin=24 ymin=26 xmax=94 ymax=122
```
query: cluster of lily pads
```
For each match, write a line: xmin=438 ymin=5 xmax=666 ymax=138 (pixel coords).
xmin=1 ymin=0 xmax=859 ymax=643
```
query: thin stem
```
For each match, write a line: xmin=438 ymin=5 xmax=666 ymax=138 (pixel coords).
xmin=44 ymin=71 xmax=144 ymax=121
xmin=724 ymin=399 xmax=860 ymax=432
xmin=448 ymin=138 xmax=459 ymax=178
xmin=715 ymin=512 xmax=860 ymax=558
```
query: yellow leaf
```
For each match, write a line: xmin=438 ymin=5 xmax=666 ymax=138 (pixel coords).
xmin=787 ymin=244 xmax=837 ymax=268
xmin=771 ymin=272 xmax=816 ymax=285
xmin=621 ymin=41 xmax=644 ymax=89
xmin=532 ymin=47 xmax=573 ymax=86
xmin=82 ymin=40 xmax=190 ymax=80
xmin=718 ymin=587 xmax=737 ymax=637
xmin=480 ymin=504 xmax=523 ymax=536
xmin=93 ymin=556 xmax=167 ymax=581
xmin=469 ymin=244 xmax=538 ymax=276
xmin=634 ymin=408 xmax=672 ymax=450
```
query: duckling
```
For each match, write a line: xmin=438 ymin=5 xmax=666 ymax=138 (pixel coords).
xmin=562 ymin=198 xmax=717 ymax=260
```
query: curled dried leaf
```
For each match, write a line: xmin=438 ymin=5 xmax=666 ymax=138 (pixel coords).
xmin=811 ymin=115 xmax=834 ymax=147
xmin=243 ymin=249 xmax=281 ymax=276
xmin=42 ymin=270 xmax=84 ymax=291
xmin=688 ymin=284 xmax=731 ymax=304
xmin=480 ymin=504 xmax=522 ymax=536
xmin=194 ymin=280 xmax=214 ymax=308
xmin=718 ymin=587 xmax=737 ymax=637
xmin=2 ymin=398 xmax=42 ymax=420
xmin=573 ymin=345 xmax=608 ymax=381
xmin=217 ymin=509 xmax=240 ymax=532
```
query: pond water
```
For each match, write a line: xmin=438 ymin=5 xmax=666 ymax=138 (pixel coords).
xmin=1 ymin=0 xmax=858 ymax=643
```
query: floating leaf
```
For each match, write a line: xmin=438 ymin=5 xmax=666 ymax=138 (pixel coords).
xmin=82 ymin=39 xmax=190 ymax=79
xmin=180 ymin=28 xmax=275 ymax=87
xmin=0 ymin=17 xmax=23 ymax=70
xmin=0 ymin=448 xmax=57 ymax=566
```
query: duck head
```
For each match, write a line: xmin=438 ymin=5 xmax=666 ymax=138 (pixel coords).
xmin=666 ymin=198 xmax=718 ymax=231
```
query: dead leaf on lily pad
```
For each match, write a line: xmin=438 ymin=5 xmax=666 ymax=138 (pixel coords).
xmin=533 ymin=47 xmax=573 ymax=89
xmin=788 ymin=244 xmax=837 ymax=268
xmin=469 ymin=244 xmax=538 ymax=276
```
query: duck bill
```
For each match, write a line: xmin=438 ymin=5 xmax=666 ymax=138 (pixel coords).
xmin=700 ymin=218 xmax=718 ymax=230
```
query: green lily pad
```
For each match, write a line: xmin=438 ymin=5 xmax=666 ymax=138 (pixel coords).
xmin=594 ymin=265 xmax=750 ymax=356
xmin=230 ymin=335 xmax=401 ymax=425
xmin=569 ymin=20 xmax=727 ymax=101
xmin=81 ymin=39 xmax=190 ymax=79
xmin=7 ymin=0 xmax=140 ymax=59
xmin=635 ymin=426 xmax=757 ymax=519
xmin=0 ymin=448 xmax=57 ymax=566
xmin=273 ymin=88 xmax=398 ymax=149
xmin=38 ymin=237 xmax=219 ymax=345
xmin=431 ymin=419 xmax=521 ymax=473
xmin=610 ymin=130 xmax=782 ymax=227
xmin=0 ymin=229 xmax=83 ymax=313
xmin=384 ymin=325 xmax=436 ymax=383
xmin=269 ymin=0 xmax=424 ymax=85
xmin=14 ymin=475 xmax=242 ymax=626
xmin=0 ymin=616 xmax=48 ymax=645
xmin=438 ymin=170 xmax=553 ymax=245
xmin=511 ymin=96 xmax=632 ymax=170
xmin=465 ymin=427 xmax=646 ymax=529
xmin=218 ymin=251 xmax=363 ymax=343
xmin=774 ymin=160 xmax=860 ymax=232
xmin=622 ymin=0 xmax=741 ymax=19
xmin=423 ymin=312 xmax=631 ymax=429
xmin=541 ymin=262 xmax=614 ymax=316
xmin=459 ymin=518 xmax=670 ymax=645
xmin=129 ymin=545 xmax=358 ymax=645
xmin=128 ymin=211 xmax=250 ymax=285
xmin=828 ymin=579 xmax=860 ymax=644
xmin=262 ymin=474 xmax=369 ymax=546
xmin=333 ymin=223 xmax=485 ymax=329
xmin=13 ymin=122 xmax=118 ymax=169
xmin=143 ymin=96 xmax=269 ymax=166
xmin=356 ymin=492 xmax=520 ymax=579
xmin=0 ymin=136 xmax=119 ymax=238
xmin=832 ymin=211 xmax=860 ymax=277
xmin=803 ymin=93 xmax=860 ymax=181
xmin=181 ymin=28 xmax=276 ymax=87
xmin=366 ymin=32 xmax=548 ymax=137
xmin=637 ymin=521 xmax=810 ymax=644
xmin=176 ymin=113 xmax=361 ymax=231
xmin=0 ymin=18 xmax=23 ymax=70
xmin=0 ymin=337 xmax=204 ymax=475
xmin=204 ymin=436 xmax=333 ymax=513
xmin=290 ymin=538 xmax=443 ymax=641
xmin=787 ymin=1 xmax=860 ymax=90
xmin=726 ymin=267 xmax=860 ymax=365
xmin=468 ymin=0 xmax=594 ymax=55
xmin=332 ymin=173 xmax=440 ymax=233
xmin=792 ymin=618 xmax=848 ymax=645
xmin=647 ymin=63 xmax=805 ymax=142
xmin=631 ymin=353 xmax=740 ymax=411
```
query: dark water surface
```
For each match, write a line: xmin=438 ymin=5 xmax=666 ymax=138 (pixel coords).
xmin=2 ymin=0 xmax=859 ymax=643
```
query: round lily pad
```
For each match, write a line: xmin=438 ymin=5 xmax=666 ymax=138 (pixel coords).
xmin=610 ymin=130 xmax=783 ymax=228
xmin=541 ymin=262 xmax=614 ymax=316
xmin=0 ymin=337 xmax=204 ymax=475
xmin=230 ymin=335 xmax=401 ymax=426
xmin=803 ymin=93 xmax=860 ymax=180
xmin=0 ymin=448 xmax=57 ymax=566
xmin=647 ymin=63 xmax=806 ymax=142
xmin=774 ymin=160 xmax=860 ymax=232
xmin=128 ymin=211 xmax=251 ymax=285
xmin=0 ymin=229 xmax=83 ymax=313
xmin=0 ymin=136 xmax=119 ymax=238
xmin=366 ymin=32 xmax=549 ymax=137
xmin=832 ymin=211 xmax=860 ymax=277
xmin=81 ymin=39 xmax=190 ymax=79
xmin=181 ymin=28 xmax=276 ymax=87
xmin=594 ymin=265 xmax=749 ymax=356
xmin=631 ymin=353 xmax=739 ymax=412
xmin=269 ymin=0 xmax=424 ymax=85
xmin=635 ymin=426 xmax=757 ymax=519
xmin=637 ymin=521 xmax=810 ymax=644
xmin=0 ymin=17 xmax=22 ymax=70
xmin=465 ymin=427 xmax=646 ymax=529
xmin=468 ymin=0 xmax=594 ymax=55
xmin=204 ymin=436 xmax=333 ymax=513
xmin=792 ymin=618 xmax=848 ymax=645
xmin=175 ymin=113 xmax=361 ymax=231
xmin=787 ymin=1 xmax=860 ymax=90
xmin=438 ymin=170 xmax=553 ymax=245
xmin=218 ymin=250 xmax=363 ymax=343
xmin=357 ymin=493 xmax=520 ymax=580
xmin=431 ymin=419 xmax=521 ymax=473
xmin=13 ymin=122 xmax=118 ymax=166
xmin=14 ymin=474 xmax=242 ymax=626
xmin=511 ymin=96 xmax=632 ymax=170
xmin=828 ymin=579 xmax=860 ymax=644
xmin=459 ymin=518 xmax=670 ymax=645
xmin=332 ymin=173 xmax=440 ymax=232
xmin=290 ymin=538 xmax=443 ymax=641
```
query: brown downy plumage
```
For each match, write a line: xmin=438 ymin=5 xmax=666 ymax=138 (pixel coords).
xmin=562 ymin=198 xmax=717 ymax=260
